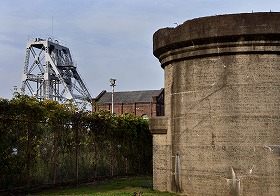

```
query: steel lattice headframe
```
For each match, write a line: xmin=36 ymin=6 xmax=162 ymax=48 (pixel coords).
xmin=21 ymin=37 xmax=92 ymax=108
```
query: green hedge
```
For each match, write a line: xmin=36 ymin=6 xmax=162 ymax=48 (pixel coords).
xmin=0 ymin=94 xmax=152 ymax=190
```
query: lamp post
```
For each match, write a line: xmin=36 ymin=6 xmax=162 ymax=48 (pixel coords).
xmin=110 ymin=78 xmax=116 ymax=115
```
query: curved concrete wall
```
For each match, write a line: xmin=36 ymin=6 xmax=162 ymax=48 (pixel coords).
xmin=150 ymin=12 xmax=280 ymax=196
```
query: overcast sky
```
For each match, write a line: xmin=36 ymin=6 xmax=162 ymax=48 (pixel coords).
xmin=1 ymin=0 xmax=280 ymax=99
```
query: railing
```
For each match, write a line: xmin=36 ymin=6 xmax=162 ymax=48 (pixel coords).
xmin=27 ymin=35 xmax=68 ymax=47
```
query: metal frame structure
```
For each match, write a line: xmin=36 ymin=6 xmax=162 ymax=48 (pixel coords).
xmin=21 ymin=37 xmax=92 ymax=108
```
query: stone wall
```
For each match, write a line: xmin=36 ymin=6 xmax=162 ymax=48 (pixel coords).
xmin=150 ymin=12 xmax=280 ymax=196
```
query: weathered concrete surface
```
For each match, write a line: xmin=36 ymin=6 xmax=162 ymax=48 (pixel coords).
xmin=150 ymin=12 xmax=280 ymax=196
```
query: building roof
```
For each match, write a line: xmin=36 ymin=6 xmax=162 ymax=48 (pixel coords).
xmin=95 ymin=89 xmax=163 ymax=104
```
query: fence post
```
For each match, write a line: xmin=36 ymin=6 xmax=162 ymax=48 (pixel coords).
xmin=75 ymin=124 xmax=79 ymax=181
xmin=26 ymin=121 xmax=31 ymax=187
xmin=53 ymin=126 xmax=57 ymax=184
xmin=111 ymin=141 xmax=113 ymax=176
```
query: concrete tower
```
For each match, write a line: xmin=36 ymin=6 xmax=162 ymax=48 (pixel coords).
xmin=21 ymin=37 xmax=92 ymax=108
xmin=150 ymin=12 xmax=280 ymax=196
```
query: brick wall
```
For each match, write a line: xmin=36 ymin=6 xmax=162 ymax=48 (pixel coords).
xmin=93 ymin=101 xmax=163 ymax=118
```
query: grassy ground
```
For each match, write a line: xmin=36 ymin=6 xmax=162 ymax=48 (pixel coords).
xmin=30 ymin=176 xmax=178 ymax=196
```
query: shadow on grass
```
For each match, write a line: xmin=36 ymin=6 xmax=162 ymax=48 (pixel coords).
xmin=30 ymin=176 xmax=178 ymax=196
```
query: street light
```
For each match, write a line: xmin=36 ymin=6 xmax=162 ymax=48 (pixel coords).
xmin=110 ymin=78 xmax=116 ymax=115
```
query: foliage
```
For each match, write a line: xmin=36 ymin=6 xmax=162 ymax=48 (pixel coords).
xmin=0 ymin=95 xmax=152 ymax=190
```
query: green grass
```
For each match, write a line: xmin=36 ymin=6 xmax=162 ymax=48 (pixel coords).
xmin=31 ymin=176 xmax=178 ymax=196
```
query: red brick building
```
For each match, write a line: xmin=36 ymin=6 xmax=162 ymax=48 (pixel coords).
xmin=92 ymin=89 xmax=164 ymax=118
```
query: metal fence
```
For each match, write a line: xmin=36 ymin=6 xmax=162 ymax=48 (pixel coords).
xmin=0 ymin=116 xmax=152 ymax=193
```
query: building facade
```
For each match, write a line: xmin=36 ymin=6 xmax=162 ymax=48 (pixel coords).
xmin=92 ymin=89 xmax=164 ymax=118
xmin=150 ymin=13 xmax=280 ymax=196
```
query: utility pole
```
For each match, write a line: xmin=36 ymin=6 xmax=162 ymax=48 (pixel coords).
xmin=109 ymin=78 xmax=116 ymax=115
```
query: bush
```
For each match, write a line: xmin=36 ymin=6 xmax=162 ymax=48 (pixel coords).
xmin=0 ymin=95 xmax=152 ymax=191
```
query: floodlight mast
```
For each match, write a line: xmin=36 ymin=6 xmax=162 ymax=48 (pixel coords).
xmin=21 ymin=37 xmax=92 ymax=108
xmin=109 ymin=78 xmax=116 ymax=115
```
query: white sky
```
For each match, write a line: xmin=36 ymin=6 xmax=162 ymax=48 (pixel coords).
xmin=1 ymin=0 xmax=280 ymax=99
